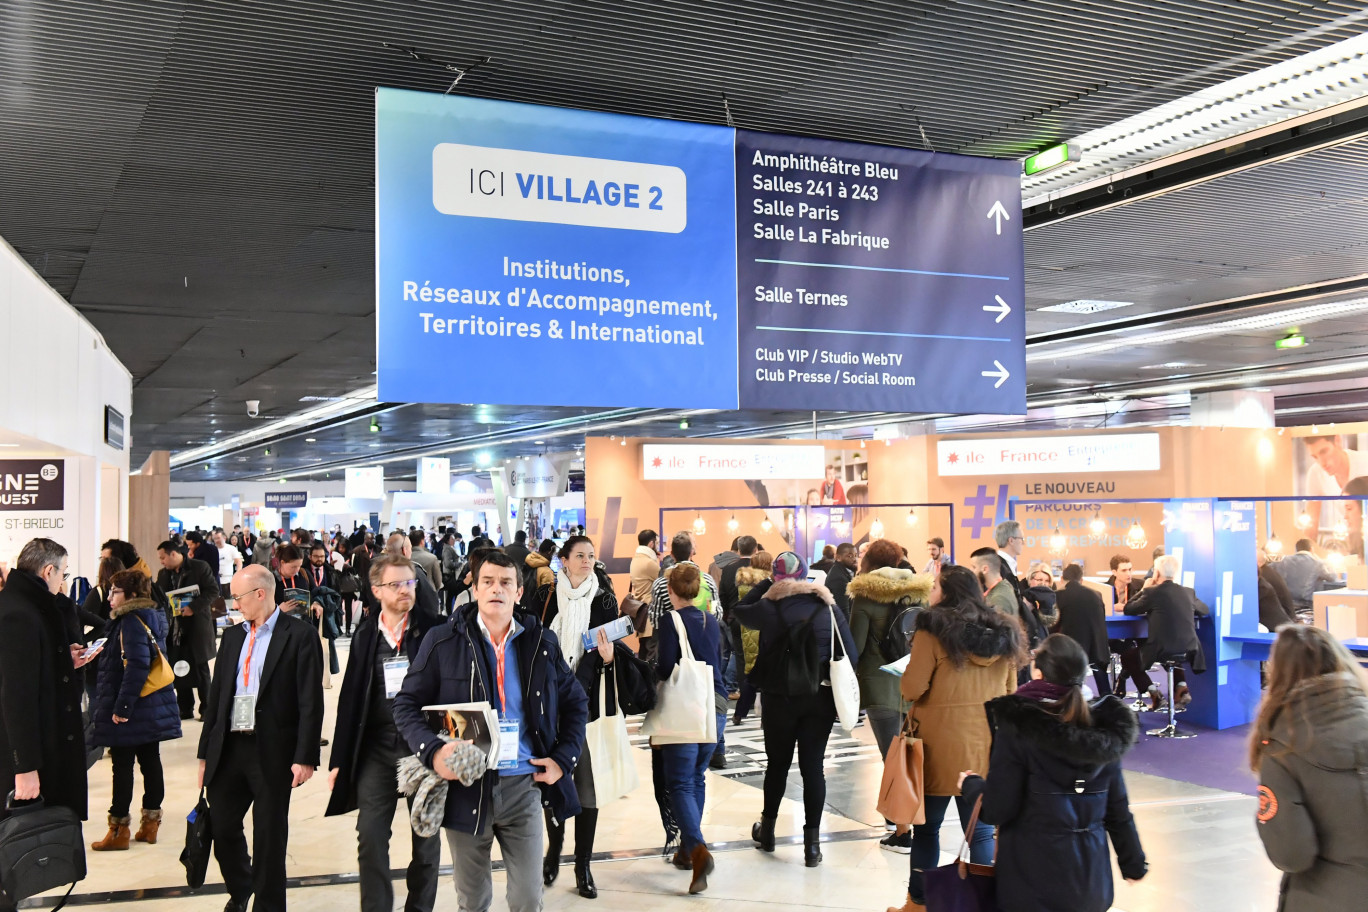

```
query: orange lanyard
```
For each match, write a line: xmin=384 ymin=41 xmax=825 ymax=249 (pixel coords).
xmin=242 ymin=621 xmax=259 ymax=688
xmin=382 ymin=613 xmax=409 ymax=652
xmin=491 ymin=630 xmax=511 ymax=713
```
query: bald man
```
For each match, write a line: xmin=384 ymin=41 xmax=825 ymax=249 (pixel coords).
xmin=198 ymin=565 xmax=323 ymax=912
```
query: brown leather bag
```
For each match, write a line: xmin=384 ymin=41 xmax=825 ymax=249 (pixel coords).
xmin=876 ymin=715 xmax=926 ymax=825
xmin=618 ymin=594 xmax=650 ymax=636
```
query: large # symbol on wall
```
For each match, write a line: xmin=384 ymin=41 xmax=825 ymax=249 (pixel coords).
xmin=961 ymin=484 xmax=1011 ymax=539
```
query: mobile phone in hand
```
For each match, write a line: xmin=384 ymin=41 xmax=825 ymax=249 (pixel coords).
xmin=80 ymin=638 xmax=108 ymax=661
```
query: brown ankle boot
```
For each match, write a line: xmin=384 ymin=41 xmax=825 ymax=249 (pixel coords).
xmin=886 ymin=894 xmax=927 ymax=912
xmin=91 ymin=815 xmax=131 ymax=851
xmin=134 ymin=809 xmax=162 ymax=844
xmin=688 ymin=844 xmax=714 ymax=895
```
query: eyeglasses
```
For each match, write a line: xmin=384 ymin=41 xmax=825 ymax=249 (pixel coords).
xmin=229 ymin=586 xmax=264 ymax=600
xmin=1010 ymin=536 xmax=1025 ymax=542
xmin=377 ymin=580 xmax=418 ymax=592
xmin=109 ymin=589 xmax=124 ymax=596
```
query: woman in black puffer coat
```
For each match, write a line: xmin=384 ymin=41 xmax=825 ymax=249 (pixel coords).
xmin=959 ymin=635 xmax=1147 ymax=912
xmin=89 ymin=569 xmax=182 ymax=852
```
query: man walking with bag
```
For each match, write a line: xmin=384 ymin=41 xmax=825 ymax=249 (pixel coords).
xmin=0 ymin=539 xmax=96 ymax=911
xmin=199 ymin=564 xmax=324 ymax=912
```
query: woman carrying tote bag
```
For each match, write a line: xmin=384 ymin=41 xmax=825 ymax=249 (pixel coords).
xmin=534 ymin=535 xmax=620 ymax=899
xmin=652 ymin=563 xmax=728 ymax=895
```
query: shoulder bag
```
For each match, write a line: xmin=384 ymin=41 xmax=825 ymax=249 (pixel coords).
xmin=922 ymin=795 xmax=996 ymax=912
xmin=640 ymin=611 xmax=715 ymax=745
xmin=585 ymin=665 xmax=640 ymax=804
xmin=876 ymin=715 xmax=926 ymax=826
xmin=827 ymin=605 xmax=861 ymax=732
xmin=123 ymin=617 xmax=175 ymax=697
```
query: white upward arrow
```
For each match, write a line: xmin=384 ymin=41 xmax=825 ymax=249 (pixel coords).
xmin=983 ymin=295 xmax=1011 ymax=323
xmin=986 ymin=200 xmax=1009 ymax=235
xmin=981 ymin=360 xmax=1010 ymax=389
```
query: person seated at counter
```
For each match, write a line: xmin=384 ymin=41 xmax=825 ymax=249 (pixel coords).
xmin=1119 ymin=555 xmax=1209 ymax=711
xmin=1107 ymin=554 xmax=1146 ymax=697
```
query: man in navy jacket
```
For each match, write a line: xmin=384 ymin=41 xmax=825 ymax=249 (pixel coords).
xmin=392 ymin=550 xmax=587 ymax=912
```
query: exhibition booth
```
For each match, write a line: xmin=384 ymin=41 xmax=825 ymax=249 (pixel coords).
xmin=0 ymin=238 xmax=132 ymax=580
xmin=585 ymin=423 xmax=1368 ymax=731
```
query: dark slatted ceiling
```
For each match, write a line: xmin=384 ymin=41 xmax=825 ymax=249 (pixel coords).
xmin=2 ymin=0 xmax=1368 ymax=470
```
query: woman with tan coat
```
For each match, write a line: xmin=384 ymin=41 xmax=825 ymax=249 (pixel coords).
xmin=889 ymin=565 xmax=1024 ymax=912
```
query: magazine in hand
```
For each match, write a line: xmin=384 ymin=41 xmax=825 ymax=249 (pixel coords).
xmin=282 ymin=587 xmax=311 ymax=605
xmin=581 ymin=615 xmax=634 ymax=652
xmin=421 ymin=702 xmax=501 ymax=768
xmin=166 ymin=585 xmax=200 ymax=614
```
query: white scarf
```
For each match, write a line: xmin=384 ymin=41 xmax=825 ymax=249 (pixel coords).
xmin=552 ymin=570 xmax=599 ymax=668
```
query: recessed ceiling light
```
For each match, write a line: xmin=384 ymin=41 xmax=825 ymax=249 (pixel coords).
xmin=305 ymin=437 xmax=317 ymax=443
xmin=1038 ymin=299 xmax=1136 ymax=314
xmin=534 ymin=440 xmax=545 ymax=445
xmin=369 ymin=441 xmax=380 ymax=447
xmin=1140 ymin=361 xmax=1205 ymax=370
xmin=299 ymin=395 xmax=345 ymax=402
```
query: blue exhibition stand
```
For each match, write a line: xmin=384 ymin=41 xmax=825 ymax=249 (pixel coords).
xmin=1012 ymin=497 xmax=1264 ymax=730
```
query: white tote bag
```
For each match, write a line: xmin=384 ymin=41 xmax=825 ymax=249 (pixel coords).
xmin=827 ymin=605 xmax=861 ymax=732
xmin=585 ymin=665 xmax=640 ymax=804
xmin=640 ymin=611 xmax=714 ymax=744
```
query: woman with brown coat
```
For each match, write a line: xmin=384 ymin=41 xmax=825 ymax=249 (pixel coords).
xmin=889 ymin=565 xmax=1024 ymax=912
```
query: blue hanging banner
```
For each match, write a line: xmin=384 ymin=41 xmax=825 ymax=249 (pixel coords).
xmin=376 ymin=89 xmax=739 ymax=409
xmin=375 ymin=89 xmax=1025 ymax=414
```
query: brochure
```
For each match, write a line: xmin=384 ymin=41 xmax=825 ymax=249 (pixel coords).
xmin=421 ymin=701 xmax=501 ymax=768
xmin=166 ymin=585 xmax=200 ymax=614
xmin=581 ymin=615 xmax=634 ymax=652
xmin=879 ymin=653 xmax=911 ymax=677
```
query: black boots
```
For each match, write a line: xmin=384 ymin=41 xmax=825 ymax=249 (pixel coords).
xmin=543 ymin=816 xmax=564 ymax=886
xmin=751 ymin=813 xmax=776 ymax=852
xmin=803 ymin=826 xmax=822 ymax=867
xmin=574 ymin=860 xmax=597 ymax=899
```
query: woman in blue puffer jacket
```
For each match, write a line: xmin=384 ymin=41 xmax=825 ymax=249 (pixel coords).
xmin=90 ymin=569 xmax=182 ymax=851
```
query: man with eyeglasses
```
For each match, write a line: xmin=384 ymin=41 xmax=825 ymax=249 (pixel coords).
xmin=325 ymin=553 xmax=442 ymax=912
xmin=0 ymin=538 xmax=96 ymax=871
xmin=198 ymin=564 xmax=323 ymax=912
xmin=994 ymin=520 xmax=1026 ymax=581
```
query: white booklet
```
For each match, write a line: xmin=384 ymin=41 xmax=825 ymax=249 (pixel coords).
xmin=879 ymin=653 xmax=911 ymax=677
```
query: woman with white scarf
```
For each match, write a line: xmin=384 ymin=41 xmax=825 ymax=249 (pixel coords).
xmin=535 ymin=535 xmax=620 ymax=899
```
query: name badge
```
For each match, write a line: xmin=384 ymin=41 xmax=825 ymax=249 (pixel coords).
xmin=231 ymin=694 xmax=256 ymax=732
xmin=382 ymin=657 xmax=410 ymax=699
xmin=496 ymin=719 xmax=520 ymax=771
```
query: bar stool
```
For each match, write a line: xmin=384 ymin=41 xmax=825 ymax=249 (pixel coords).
xmin=1146 ymin=654 xmax=1195 ymax=739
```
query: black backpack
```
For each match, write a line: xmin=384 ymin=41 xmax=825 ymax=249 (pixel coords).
xmin=755 ymin=604 xmax=822 ymax=696
xmin=879 ymin=605 xmax=921 ymax=664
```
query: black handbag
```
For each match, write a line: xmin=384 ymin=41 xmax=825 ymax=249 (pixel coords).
xmin=180 ymin=789 xmax=213 ymax=889
xmin=0 ymin=793 xmax=85 ymax=910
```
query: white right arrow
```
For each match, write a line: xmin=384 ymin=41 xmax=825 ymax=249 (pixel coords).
xmin=986 ymin=200 xmax=1009 ymax=235
xmin=983 ymin=295 xmax=1011 ymax=323
xmin=981 ymin=360 xmax=1010 ymax=389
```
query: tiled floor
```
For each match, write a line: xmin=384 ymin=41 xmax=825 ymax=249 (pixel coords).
xmin=30 ymin=637 xmax=1286 ymax=911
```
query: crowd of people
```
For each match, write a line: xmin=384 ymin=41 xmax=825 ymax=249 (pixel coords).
xmin=0 ymin=516 xmax=1365 ymax=912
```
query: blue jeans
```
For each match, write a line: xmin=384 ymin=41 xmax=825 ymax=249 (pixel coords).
xmin=719 ymin=624 xmax=740 ymax=694
xmin=661 ymin=736 xmax=715 ymax=851
xmin=908 ymin=794 xmax=995 ymax=903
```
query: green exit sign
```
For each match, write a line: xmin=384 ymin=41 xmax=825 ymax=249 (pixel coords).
xmin=1023 ymin=143 xmax=1079 ymax=176
xmin=1275 ymin=333 xmax=1307 ymax=350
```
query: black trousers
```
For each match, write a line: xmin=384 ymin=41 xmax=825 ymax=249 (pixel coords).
xmin=1119 ymin=647 xmax=1186 ymax=694
xmin=176 ymin=660 xmax=211 ymax=718
xmin=356 ymin=745 xmax=440 ymax=912
xmin=109 ymin=742 xmax=164 ymax=818
xmin=760 ymin=689 xmax=836 ymax=828
xmin=208 ymin=734 xmax=294 ymax=912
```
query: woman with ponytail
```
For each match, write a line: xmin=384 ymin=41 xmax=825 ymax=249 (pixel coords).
xmin=957 ymin=635 xmax=1147 ymax=912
